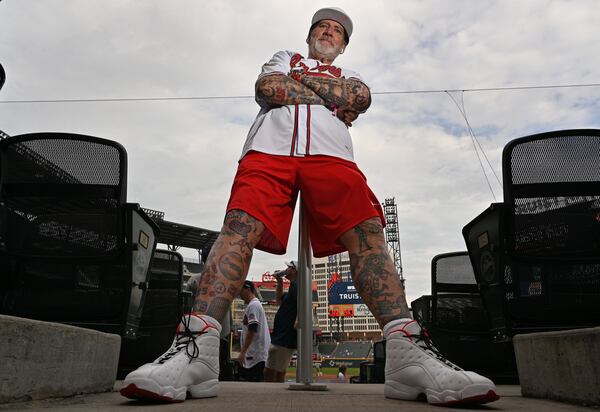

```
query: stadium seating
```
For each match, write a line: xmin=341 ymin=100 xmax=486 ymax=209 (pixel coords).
xmin=118 ymin=249 xmax=184 ymax=376
xmin=429 ymin=252 xmax=518 ymax=382
xmin=354 ymin=340 xmax=385 ymax=384
xmin=410 ymin=295 xmax=432 ymax=327
xmin=318 ymin=342 xmax=337 ymax=357
xmin=431 ymin=252 xmax=487 ymax=332
xmin=463 ymin=129 xmax=600 ymax=341
xmin=332 ymin=341 xmax=372 ymax=358
xmin=0 ymin=133 xmax=158 ymax=338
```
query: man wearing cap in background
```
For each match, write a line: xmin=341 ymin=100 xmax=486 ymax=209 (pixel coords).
xmin=264 ymin=261 xmax=298 ymax=382
xmin=122 ymin=6 xmax=499 ymax=406
xmin=238 ymin=280 xmax=270 ymax=382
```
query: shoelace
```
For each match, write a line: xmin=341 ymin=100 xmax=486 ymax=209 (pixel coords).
xmin=409 ymin=322 xmax=462 ymax=371
xmin=158 ymin=315 xmax=203 ymax=364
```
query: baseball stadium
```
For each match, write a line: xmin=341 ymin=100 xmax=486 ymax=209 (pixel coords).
xmin=2 ymin=2 xmax=600 ymax=410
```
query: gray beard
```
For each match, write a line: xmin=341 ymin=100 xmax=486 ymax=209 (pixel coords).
xmin=312 ymin=39 xmax=341 ymax=61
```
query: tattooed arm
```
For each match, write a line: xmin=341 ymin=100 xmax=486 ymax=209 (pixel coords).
xmin=255 ymin=74 xmax=326 ymax=108
xmin=297 ymin=75 xmax=371 ymax=113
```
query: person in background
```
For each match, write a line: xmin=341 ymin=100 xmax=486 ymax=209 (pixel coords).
xmin=264 ymin=261 xmax=298 ymax=382
xmin=337 ymin=365 xmax=347 ymax=382
xmin=238 ymin=280 xmax=270 ymax=382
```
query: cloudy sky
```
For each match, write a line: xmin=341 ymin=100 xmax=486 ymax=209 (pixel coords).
xmin=1 ymin=0 xmax=599 ymax=305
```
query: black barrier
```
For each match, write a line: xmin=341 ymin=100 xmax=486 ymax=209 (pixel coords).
xmin=429 ymin=252 xmax=518 ymax=383
xmin=464 ymin=129 xmax=600 ymax=341
xmin=410 ymin=295 xmax=432 ymax=327
xmin=118 ymin=249 xmax=184 ymax=377
xmin=0 ymin=133 xmax=158 ymax=338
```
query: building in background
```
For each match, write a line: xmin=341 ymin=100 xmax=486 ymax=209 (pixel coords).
xmin=313 ymin=252 xmax=382 ymax=341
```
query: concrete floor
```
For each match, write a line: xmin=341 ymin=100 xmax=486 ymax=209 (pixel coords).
xmin=0 ymin=382 xmax=597 ymax=412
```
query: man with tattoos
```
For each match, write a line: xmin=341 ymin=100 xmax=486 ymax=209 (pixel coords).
xmin=121 ymin=7 xmax=499 ymax=405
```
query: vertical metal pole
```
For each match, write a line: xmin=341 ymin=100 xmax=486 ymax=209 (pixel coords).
xmin=289 ymin=198 xmax=326 ymax=391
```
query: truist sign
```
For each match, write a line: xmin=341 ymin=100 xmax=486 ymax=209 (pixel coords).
xmin=328 ymin=281 xmax=363 ymax=304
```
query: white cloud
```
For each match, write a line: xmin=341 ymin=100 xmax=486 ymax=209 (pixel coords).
xmin=1 ymin=0 xmax=600 ymax=306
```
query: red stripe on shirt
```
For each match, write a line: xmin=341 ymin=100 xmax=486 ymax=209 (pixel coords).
xmin=290 ymin=104 xmax=299 ymax=156
xmin=306 ymin=105 xmax=311 ymax=155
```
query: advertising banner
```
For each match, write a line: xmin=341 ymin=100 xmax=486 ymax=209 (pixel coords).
xmin=328 ymin=281 xmax=363 ymax=305
xmin=353 ymin=303 xmax=372 ymax=317
xmin=321 ymin=358 xmax=364 ymax=368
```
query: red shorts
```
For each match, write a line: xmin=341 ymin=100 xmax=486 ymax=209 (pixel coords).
xmin=226 ymin=152 xmax=385 ymax=257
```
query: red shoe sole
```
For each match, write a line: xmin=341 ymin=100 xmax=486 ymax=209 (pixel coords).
xmin=120 ymin=383 xmax=184 ymax=403
xmin=436 ymin=390 xmax=500 ymax=406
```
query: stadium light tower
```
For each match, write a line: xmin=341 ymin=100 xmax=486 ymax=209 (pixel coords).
xmin=383 ymin=197 xmax=405 ymax=287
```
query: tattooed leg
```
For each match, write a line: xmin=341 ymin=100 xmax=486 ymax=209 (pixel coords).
xmin=339 ymin=217 xmax=411 ymax=327
xmin=192 ymin=209 xmax=265 ymax=324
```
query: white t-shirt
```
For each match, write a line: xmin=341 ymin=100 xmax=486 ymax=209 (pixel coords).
xmin=241 ymin=50 xmax=369 ymax=162
xmin=241 ymin=297 xmax=271 ymax=368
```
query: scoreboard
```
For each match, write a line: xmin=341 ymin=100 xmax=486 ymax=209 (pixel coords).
xmin=328 ymin=304 xmax=354 ymax=317
xmin=327 ymin=280 xmax=373 ymax=318
xmin=328 ymin=303 xmax=372 ymax=318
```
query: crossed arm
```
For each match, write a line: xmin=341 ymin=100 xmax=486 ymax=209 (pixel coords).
xmin=255 ymin=73 xmax=371 ymax=125
xmin=256 ymin=75 xmax=326 ymax=107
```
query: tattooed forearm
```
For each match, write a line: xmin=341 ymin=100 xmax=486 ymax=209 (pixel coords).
xmin=255 ymin=74 xmax=326 ymax=107
xmin=298 ymin=76 xmax=371 ymax=113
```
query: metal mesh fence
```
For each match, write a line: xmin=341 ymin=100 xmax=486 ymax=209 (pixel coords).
xmin=434 ymin=253 xmax=477 ymax=285
xmin=5 ymin=138 xmax=122 ymax=185
xmin=510 ymin=134 xmax=600 ymax=185
xmin=509 ymin=133 xmax=600 ymax=256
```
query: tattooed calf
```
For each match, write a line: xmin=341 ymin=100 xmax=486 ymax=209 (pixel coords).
xmin=229 ymin=219 xmax=251 ymax=237
xmin=205 ymin=297 xmax=232 ymax=324
xmin=214 ymin=281 xmax=226 ymax=295
xmin=354 ymin=226 xmax=372 ymax=253
xmin=218 ymin=252 xmax=244 ymax=281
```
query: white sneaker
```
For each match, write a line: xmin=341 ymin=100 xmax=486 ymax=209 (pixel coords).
xmin=383 ymin=319 xmax=499 ymax=406
xmin=120 ymin=314 xmax=221 ymax=402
